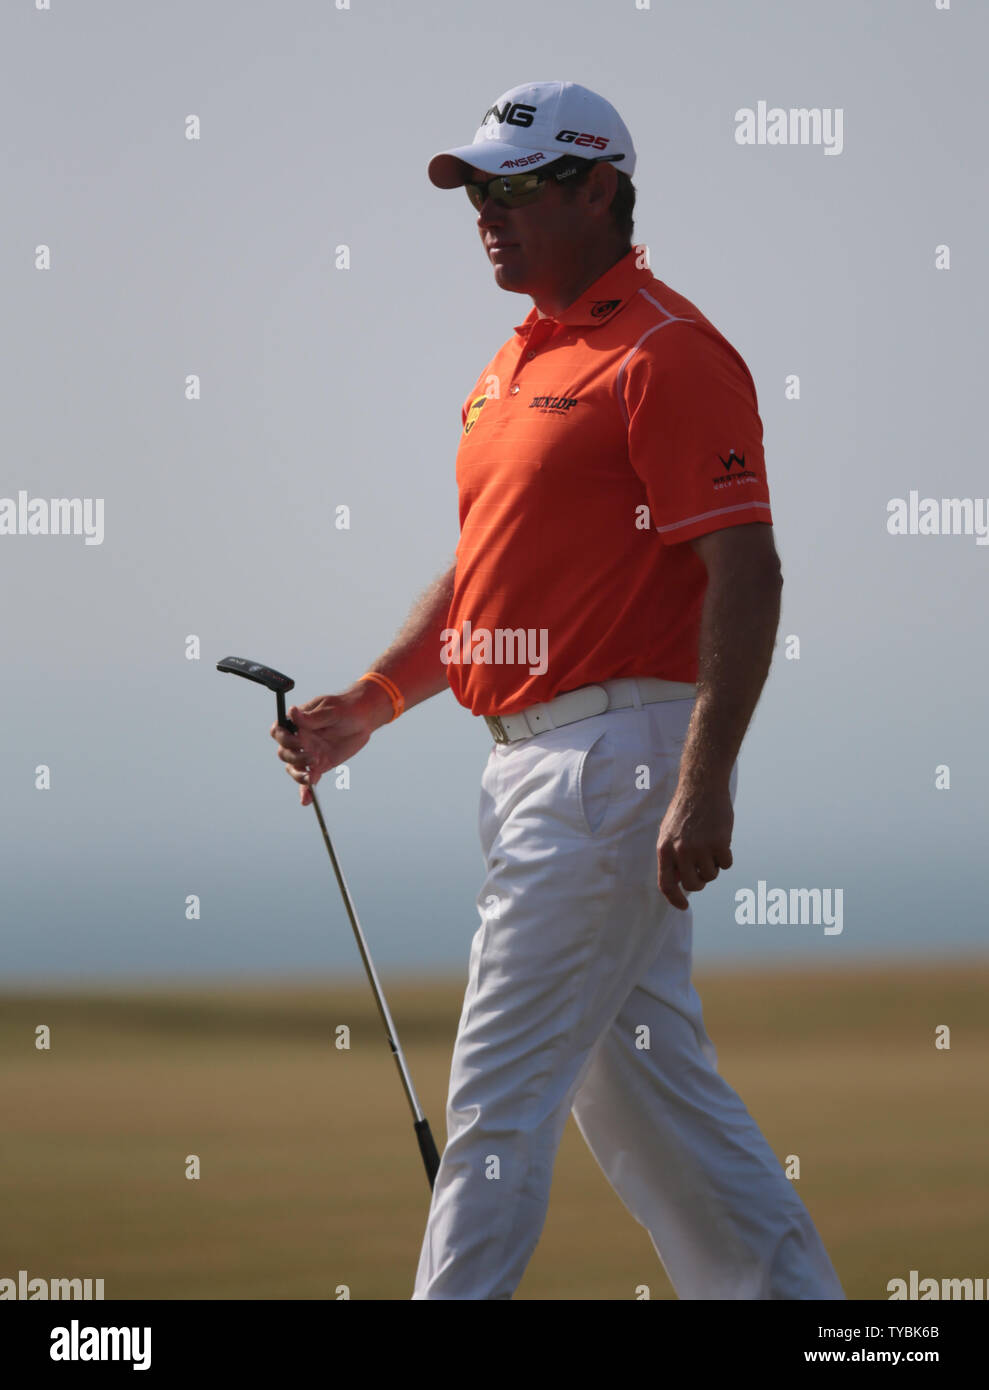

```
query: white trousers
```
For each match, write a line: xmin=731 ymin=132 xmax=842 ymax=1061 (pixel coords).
xmin=412 ymin=697 xmax=845 ymax=1300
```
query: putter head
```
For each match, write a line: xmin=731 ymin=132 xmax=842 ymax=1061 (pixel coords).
xmin=216 ymin=656 xmax=295 ymax=693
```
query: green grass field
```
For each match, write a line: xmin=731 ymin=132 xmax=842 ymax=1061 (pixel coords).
xmin=1 ymin=960 xmax=986 ymax=1300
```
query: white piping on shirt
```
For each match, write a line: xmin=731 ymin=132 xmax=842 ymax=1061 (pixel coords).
xmin=655 ymin=499 xmax=773 ymax=536
xmin=616 ymin=286 xmax=768 ymax=538
xmin=613 ymin=287 xmax=694 ymax=430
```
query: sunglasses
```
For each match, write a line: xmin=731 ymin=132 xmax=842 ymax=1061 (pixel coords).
xmin=464 ymin=156 xmax=620 ymax=211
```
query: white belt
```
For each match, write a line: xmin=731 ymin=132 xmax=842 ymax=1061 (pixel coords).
xmin=483 ymin=677 xmax=697 ymax=745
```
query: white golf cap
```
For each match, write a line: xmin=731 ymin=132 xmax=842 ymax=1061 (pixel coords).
xmin=427 ymin=80 xmax=636 ymax=188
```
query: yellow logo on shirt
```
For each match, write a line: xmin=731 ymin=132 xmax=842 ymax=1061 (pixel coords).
xmin=464 ymin=395 xmax=487 ymax=435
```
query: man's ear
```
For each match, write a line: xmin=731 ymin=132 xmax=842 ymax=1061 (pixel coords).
xmin=587 ymin=162 xmax=618 ymax=216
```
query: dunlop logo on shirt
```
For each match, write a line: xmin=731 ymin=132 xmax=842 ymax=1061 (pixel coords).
xmin=464 ymin=395 xmax=487 ymax=434
xmin=529 ymin=395 xmax=579 ymax=414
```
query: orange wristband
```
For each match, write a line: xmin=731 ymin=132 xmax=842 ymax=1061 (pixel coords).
xmin=359 ymin=671 xmax=404 ymax=722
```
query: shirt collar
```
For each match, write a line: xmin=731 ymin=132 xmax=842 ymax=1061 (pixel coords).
xmin=513 ymin=246 xmax=652 ymax=337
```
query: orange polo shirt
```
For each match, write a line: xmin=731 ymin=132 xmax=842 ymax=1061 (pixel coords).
xmin=446 ymin=246 xmax=773 ymax=717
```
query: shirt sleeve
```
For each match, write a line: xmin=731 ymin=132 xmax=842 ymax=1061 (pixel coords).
xmin=622 ymin=324 xmax=773 ymax=545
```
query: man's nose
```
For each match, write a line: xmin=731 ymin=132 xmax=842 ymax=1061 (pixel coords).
xmin=474 ymin=187 xmax=506 ymax=217
xmin=477 ymin=197 xmax=509 ymax=226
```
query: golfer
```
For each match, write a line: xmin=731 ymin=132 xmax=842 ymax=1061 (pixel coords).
xmin=272 ymin=81 xmax=844 ymax=1301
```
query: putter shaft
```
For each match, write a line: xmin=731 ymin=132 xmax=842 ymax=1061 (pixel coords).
xmin=216 ymin=654 xmax=441 ymax=1190
xmin=307 ymin=785 xmax=441 ymax=1189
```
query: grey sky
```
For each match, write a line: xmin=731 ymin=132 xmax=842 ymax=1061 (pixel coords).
xmin=2 ymin=0 xmax=986 ymax=981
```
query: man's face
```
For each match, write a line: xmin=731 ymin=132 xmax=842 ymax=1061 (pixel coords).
xmin=465 ymin=161 xmax=611 ymax=299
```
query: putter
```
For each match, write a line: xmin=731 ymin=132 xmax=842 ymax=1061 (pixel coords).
xmin=217 ymin=654 xmax=441 ymax=1191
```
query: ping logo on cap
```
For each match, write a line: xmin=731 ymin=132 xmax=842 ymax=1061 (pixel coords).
xmin=481 ymin=101 xmax=537 ymax=129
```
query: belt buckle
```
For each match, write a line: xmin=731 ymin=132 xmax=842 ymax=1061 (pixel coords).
xmin=486 ymin=715 xmax=509 ymax=744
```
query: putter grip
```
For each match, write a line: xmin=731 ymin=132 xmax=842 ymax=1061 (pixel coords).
xmin=415 ymin=1119 xmax=441 ymax=1189
xmin=276 ymin=691 xmax=297 ymax=734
